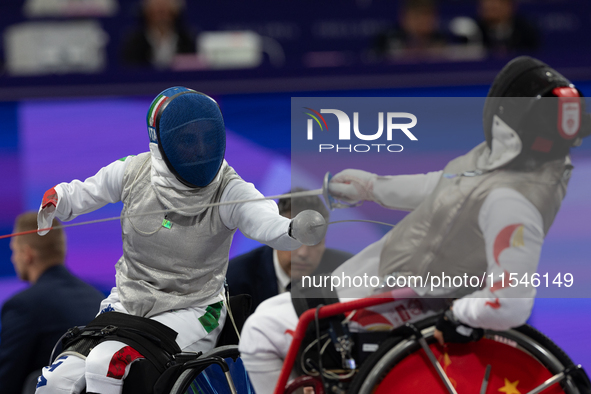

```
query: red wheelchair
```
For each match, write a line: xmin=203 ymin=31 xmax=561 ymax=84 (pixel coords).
xmin=274 ymin=289 xmax=591 ymax=394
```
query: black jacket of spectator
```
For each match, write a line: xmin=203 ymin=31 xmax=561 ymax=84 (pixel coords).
xmin=227 ymin=246 xmax=352 ymax=314
xmin=477 ymin=15 xmax=539 ymax=53
xmin=0 ymin=265 xmax=104 ymax=394
xmin=120 ymin=27 xmax=196 ymax=67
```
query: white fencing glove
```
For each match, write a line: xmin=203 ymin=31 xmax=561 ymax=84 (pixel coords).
xmin=328 ymin=169 xmax=377 ymax=205
xmin=289 ymin=210 xmax=327 ymax=246
xmin=37 ymin=186 xmax=60 ymax=236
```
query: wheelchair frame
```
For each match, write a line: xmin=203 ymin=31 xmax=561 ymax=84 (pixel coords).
xmin=42 ymin=293 xmax=252 ymax=394
xmin=167 ymin=345 xmax=241 ymax=394
xmin=41 ymin=290 xmax=588 ymax=394
xmin=273 ymin=288 xmax=590 ymax=394
xmin=273 ymin=287 xmax=416 ymax=394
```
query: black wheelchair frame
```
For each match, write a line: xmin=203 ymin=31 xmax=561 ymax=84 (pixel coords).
xmin=39 ymin=294 xmax=251 ymax=394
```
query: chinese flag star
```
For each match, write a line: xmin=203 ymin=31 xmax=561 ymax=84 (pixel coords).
xmin=498 ymin=378 xmax=521 ymax=394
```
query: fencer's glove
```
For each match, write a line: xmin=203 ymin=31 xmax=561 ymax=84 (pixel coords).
xmin=37 ymin=186 xmax=59 ymax=236
xmin=435 ymin=309 xmax=484 ymax=344
xmin=289 ymin=210 xmax=327 ymax=246
xmin=328 ymin=169 xmax=377 ymax=205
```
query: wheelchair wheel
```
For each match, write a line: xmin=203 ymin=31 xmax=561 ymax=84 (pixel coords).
xmin=168 ymin=345 xmax=253 ymax=394
xmin=348 ymin=317 xmax=590 ymax=394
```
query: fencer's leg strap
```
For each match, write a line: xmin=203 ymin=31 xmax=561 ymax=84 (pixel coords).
xmin=60 ymin=311 xmax=183 ymax=374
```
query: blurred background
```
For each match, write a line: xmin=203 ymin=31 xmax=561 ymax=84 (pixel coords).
xmin=1 ymin=0 xmax=590 ymax=98
xmin=0 ymin=0 xmax=590 ymax=370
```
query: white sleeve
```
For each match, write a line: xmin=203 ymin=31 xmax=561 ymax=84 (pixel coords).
xmin=372 ymin=171 xmax=442 ymax=211
xmin=219 ymin=179 xmax=301 ymax=251
xmin=452 ymin=188 xmax=544 ymax=331
xmin=51 ymin=157 xmax=132 ymax=222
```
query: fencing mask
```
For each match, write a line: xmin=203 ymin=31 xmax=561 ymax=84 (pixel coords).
xmin=147 ymin=87 xmax=226 ymax=188
xmin=483 ymin=56 xmax=591 ymax=163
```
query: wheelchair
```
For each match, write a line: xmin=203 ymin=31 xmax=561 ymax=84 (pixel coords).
xmin=42 ymin=290 xmax=591 ymax=394
xmin=42 ymin=294 xmax=254 ymax=394
xmin=158 ymin=344 xmax=250 ymax=394
xmin=277 ymin=289 xmax=591 ymax=394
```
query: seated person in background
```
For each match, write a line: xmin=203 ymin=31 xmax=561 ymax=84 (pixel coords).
xmin=476 ymin=0 xmax=539 ymax=55
xmin=372 ymin=0 xmax=449 ymax=61
xmin=120 ymin=0 xmax=196 ymax=68
xmin=0 ymin=212 xmax=104 ymax=394
xmin=227 ymin=189 xmax=352 ymax=313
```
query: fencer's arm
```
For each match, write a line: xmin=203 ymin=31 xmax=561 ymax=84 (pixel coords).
xmin=452 ymin=188 xmax=544 ymax=331
xmin=329 ymin=169 xmax=441 ymax=211
xmin=373 ymin=171 xmax=442 ymax=210
xmin=42 ymin=158 xmax=132 ymax=222
xmin=219 ymin=179 xmax=301 ymax=251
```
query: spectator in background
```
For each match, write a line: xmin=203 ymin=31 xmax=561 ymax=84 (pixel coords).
xmin=476 ymin=0 xmax=539 ymax=55
xmin=0 ymin=212 xmax=104 ymax=394
xmin=227 ymin=189 xmax=353 ymax=313
xmin=372 ymin=0 xmax=449 ymax=61
xmin=120 ymin=0 xmax=196 ymax=69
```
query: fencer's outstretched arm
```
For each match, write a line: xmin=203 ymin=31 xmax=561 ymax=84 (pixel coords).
xmin=37 ymin=158 xmax=132 ymax=234
xmin=219 ymin=179 xmax=302 ymax=251
xmin=452 ymin=188 xmax=543 ymax=331
xmin=328 ymin=169 xmax=442 ymax=211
